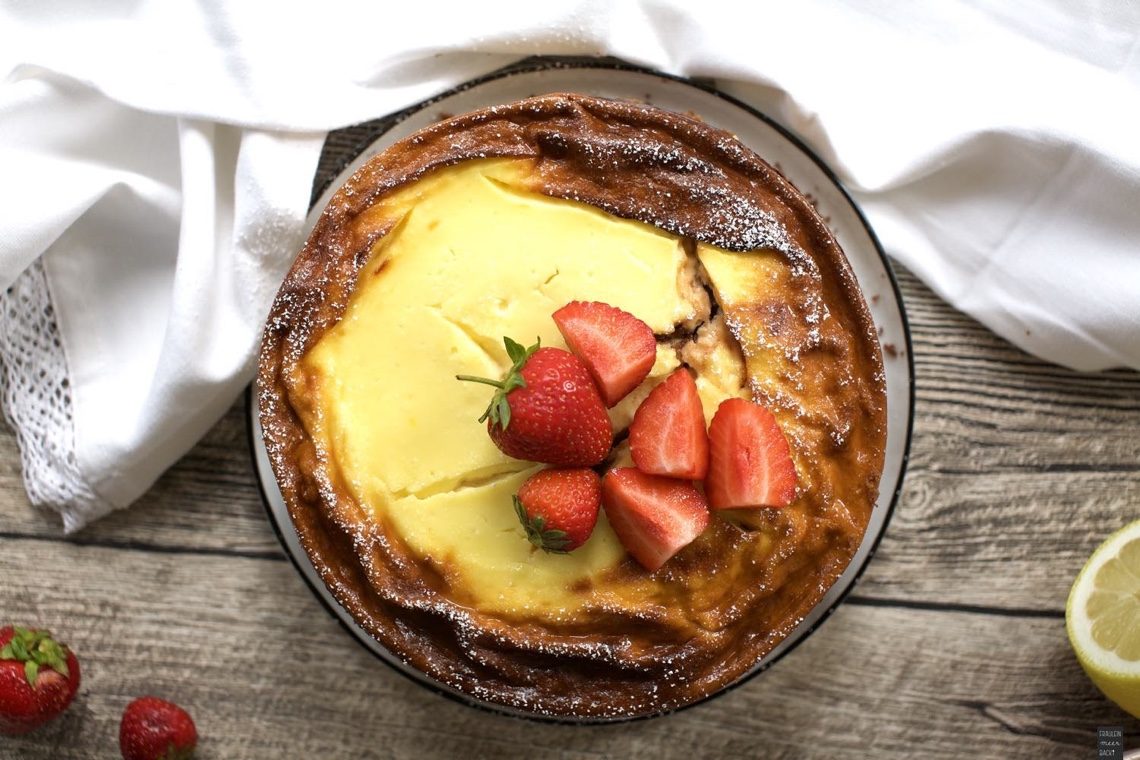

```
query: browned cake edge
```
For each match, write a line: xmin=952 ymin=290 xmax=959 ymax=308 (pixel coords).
xmin=256 ymin=93 xmax=886 ymax=719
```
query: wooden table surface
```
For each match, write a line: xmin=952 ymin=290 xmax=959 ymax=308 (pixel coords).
xmin=2 ymin=263 xmax=1138 ymax=758
xmin=5 ymin=86 xmax=1140 ymax=755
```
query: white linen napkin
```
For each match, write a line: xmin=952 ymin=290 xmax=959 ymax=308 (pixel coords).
xmin=1 ymin=1 xmax=1137 ymax=530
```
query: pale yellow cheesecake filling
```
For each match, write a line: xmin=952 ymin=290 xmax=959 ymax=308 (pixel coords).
xmin=301 ymin=158 xmax=781 ymax=618
xmin=695 ymin=243 xmax=822 ymax=497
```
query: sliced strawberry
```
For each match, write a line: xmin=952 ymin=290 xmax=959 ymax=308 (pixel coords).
xmin=515 ymin=468 xmax=601 ymax=552
xmin=553 ymin=301 xmax=656 ymax=407
xmin=629 ymin=368 xmax=709 ymax=479
xmin=705 ymin=398 xmax=797 ymax=510
xmin=601 ymin=468 xmax=710 ymax=571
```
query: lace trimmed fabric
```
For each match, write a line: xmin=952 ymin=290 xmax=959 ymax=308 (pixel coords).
xmin=0 ymin=260 xmax=110 ymax=531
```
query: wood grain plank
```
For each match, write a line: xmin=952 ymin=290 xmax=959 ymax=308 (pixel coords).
xmin=1 ymin=538 xmax=1136 ymax=759
xmin=0 ymin=398 xmax=281 ymax=557
xmin=2 ymin=95 xmax=1136 ymax=759
xmin=856 ymin=267 xmax=1140 ymax=611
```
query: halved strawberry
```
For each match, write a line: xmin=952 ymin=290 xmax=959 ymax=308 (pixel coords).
xmin=600 ymin=468 xmax=710 ymax=571
xmin=514 ymin=468 xmax=601 ymax=553
xmin=629 ymin=368 xmax=709 ymax=479
xmin=705 ymin=398 xmax=797 ymax=510
xmin=553 ymin=301 xmax=656 ymax=407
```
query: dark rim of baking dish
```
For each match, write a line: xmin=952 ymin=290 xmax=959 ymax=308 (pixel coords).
xmin=246 ymin=54 xmax=916 ymax=726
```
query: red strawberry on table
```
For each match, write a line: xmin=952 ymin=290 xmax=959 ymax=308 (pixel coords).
xmin=120 ymin=696 xmax=198 ymax=760
xmin=601 ymin=468 xmax=711 ymax=571
xmin=514 ymin=468 xmax=601 ymax=553
xmin=0 ymin=625 xmax=80 ymax=735
xmin=458 ymin=337 xmax=612 ymax=466
xmin=705 ymin=397 xmax=797 ymax=510
xmin=553 ymin=301 xmax=656 ymax=407
xmin=629 ymin=368 xmax=710 ymax=480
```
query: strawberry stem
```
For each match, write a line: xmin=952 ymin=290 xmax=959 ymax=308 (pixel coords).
xmin=454 ymin=375 xmax=503 ymax=388
xmin=455 ymin=336 xmax=540 ymax=429
xmin=0 ymin=627 xmax=70 ymax=688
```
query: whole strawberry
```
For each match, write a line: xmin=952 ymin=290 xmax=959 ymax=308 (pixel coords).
xmin=458 ymin=337 xmax=612 ymax=466
xmin=0 ymin=625 xmax=80 ymax=735
xmin=515 ymin=468 xmax=601 ymax=552
xmin=120 ymin=696 xmax=198 ymax=760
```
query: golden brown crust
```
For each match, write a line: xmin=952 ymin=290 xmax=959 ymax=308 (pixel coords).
xmin=258 ymin=94 xmax=886 ymax=719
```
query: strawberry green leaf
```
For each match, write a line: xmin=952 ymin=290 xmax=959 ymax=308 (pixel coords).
xmin=456 ymin=336 xmax=539 ymax=431
xmin=504 ymin=336 xmax=528 ymax=364
xmin=2 ymin=628 xmax=71 ymax=684
xmin=497 ymin=396 xmax=511 ymax=429
xmin=158 ymin=742 xmax=196 ymax=760
xmin=513 ymin=496 xmax=572 ymax=554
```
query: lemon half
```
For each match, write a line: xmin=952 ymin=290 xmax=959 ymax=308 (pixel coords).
xmin=1067 ymin=519 xmax=1140 ymax=717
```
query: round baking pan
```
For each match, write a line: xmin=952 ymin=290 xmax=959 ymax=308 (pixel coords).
xmin=248 ymin=55 xmax=915 ymax=724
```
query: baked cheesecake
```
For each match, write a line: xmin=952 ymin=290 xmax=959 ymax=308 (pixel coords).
xmin=258 ymin=94 xmax=887 ymax=719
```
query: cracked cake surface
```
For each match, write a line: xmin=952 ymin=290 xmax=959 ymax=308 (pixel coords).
xmin=258 ymin=93 xmax=887 ymax=719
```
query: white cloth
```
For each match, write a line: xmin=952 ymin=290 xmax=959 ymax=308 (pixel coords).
xmin=1 ymin=1 xmax=1138 ymax=530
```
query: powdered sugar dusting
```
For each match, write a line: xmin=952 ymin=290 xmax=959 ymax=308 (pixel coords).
xmin=257 ymin=91 xmax=885 ymax=721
